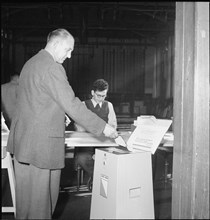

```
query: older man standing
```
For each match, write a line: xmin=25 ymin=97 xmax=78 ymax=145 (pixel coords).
xmin=7 ymin=28 xmax=118 ymax=219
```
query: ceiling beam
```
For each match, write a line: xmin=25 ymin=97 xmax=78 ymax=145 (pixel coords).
xmin=2 ymin=25 xmax=174 ymax=32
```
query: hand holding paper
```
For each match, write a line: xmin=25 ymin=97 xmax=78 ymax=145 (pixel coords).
xmin=103 ymin=123 xmax=118 ymax=139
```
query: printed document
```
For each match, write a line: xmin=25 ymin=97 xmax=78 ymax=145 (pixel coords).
xmin=127 ymin=116 xmax=172 ymax=154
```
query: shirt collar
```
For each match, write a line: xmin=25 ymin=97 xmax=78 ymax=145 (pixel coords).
xmin=91 ymin=99 xmax=103 ymax=108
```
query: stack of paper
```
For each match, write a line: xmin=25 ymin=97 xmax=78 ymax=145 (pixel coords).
xmin=162 ymin=132 xmax=174 ymax=147
xmin=127 ymin=115 xmax=172 ymax=154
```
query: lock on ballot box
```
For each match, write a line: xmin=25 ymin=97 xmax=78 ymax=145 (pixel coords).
xmin=90 ymin=116 xmax=172 ymax=219
xmin=90 ymin=147 xmax=154 ymax=219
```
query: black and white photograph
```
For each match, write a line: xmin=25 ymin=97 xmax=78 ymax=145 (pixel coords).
xmin=1 ymin=2 xmax=209 ymax=220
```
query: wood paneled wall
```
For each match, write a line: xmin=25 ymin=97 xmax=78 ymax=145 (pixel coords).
xmin=172 ymin=2 xmax=209 ymax=219
xmin=64 ymin=44 xmax=145 ymax=99
xmin=2 ymin=34 xmax=174 ymax=104
xmin=152 ymin=35 xmax=174 ymax=99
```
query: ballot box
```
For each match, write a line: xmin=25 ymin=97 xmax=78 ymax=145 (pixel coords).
xmin=90 ymin=116 xmax=172 ymax=219
xmin=90 ymin=147 xmax=154 ymax=219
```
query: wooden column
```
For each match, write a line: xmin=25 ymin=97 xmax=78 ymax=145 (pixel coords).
xmin=172 ymin=2 xmax=209 ymax=219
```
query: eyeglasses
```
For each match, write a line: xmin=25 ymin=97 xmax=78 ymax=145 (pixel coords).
xmin=94 ymin=92 xmax=106 ymax=98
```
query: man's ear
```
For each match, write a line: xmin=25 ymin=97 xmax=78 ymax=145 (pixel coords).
xmin=91 ymin=90 xmax=94 ymax=96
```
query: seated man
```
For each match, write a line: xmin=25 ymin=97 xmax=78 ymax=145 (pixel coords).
xmin=74 ymin=79 xmax=117 ymax=190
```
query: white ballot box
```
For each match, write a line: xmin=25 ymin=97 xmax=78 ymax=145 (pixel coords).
xmin=90 ymin=116 xmax=172 ymax=219
xmin=90 ymin=147 xmax=154 ymax=219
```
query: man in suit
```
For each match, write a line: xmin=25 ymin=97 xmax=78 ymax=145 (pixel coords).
xmin=74 ymin=79 xmax=117 ymax=190
xmin=1 ymin=73 xmax=19 ymax=128
xmin=7 ymin=28 xmax=118 ymax=219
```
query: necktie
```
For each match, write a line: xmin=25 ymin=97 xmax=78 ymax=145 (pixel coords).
xmin=95 ymin=104 xmax=100 ymax=111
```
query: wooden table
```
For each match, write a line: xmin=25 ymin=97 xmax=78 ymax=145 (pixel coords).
xmin=65 ymin=131 xmax=131 ymax=148
xmin=2 ymin=130 xmax=172 ymax=149
xmin=1 ymin=131 xmax=128 ymax=149
xmin=1 ymin=130 xmax=172 ymax=150
xmin=65 ymin=131 xmax=118 ymax=147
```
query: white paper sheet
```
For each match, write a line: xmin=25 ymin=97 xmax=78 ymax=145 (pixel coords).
xmin=114 ymin=136 xmax=127 ymax=147
xmin=127 ymin=116 xmax=172 ymax=154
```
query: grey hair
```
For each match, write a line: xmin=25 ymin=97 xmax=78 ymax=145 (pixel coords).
xmin=47 ymin=28 xmax=73 ymax=43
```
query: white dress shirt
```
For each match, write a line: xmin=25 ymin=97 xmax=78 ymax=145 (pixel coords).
xmin=74 ymin=98 xmax=117 ymax=131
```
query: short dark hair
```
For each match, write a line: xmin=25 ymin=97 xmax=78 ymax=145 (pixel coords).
xmin=92 ymin=79 xmax=109 ymax=92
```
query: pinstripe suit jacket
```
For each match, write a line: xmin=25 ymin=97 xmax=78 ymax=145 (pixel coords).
xmin=7 ymin=49 xmax=106 ymax=169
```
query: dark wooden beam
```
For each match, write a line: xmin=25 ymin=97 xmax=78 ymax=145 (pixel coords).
xmin=172 ymin=2 xmax=209 ymax=219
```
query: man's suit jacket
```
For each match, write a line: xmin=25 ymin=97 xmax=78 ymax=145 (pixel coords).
xmin=1 ymin=77 xmax=19 ymax=128
xmin=7 ymin=49 xmax=106 ymax=169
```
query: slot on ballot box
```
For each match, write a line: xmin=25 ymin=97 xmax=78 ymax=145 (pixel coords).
xmin=90 ymin=116 xmax=172 ymax=219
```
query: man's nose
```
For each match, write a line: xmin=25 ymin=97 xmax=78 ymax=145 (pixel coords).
xmin=67 ymin=52 xmax=71 ymax=58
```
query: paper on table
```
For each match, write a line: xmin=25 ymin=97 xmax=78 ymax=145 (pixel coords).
xmin=127 ymin=116 xmax=172 ymax=154
xmin=137 ymin=115 xmax=157 ymax=125
xmin=162 ymin=132 xmax=174 ymax=147
xmin=115 ymin=136 xmax=127 ymax=147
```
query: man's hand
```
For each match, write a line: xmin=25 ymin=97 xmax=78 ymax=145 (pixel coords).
xmin=103 ymin=123 xmax=118 ymax=139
